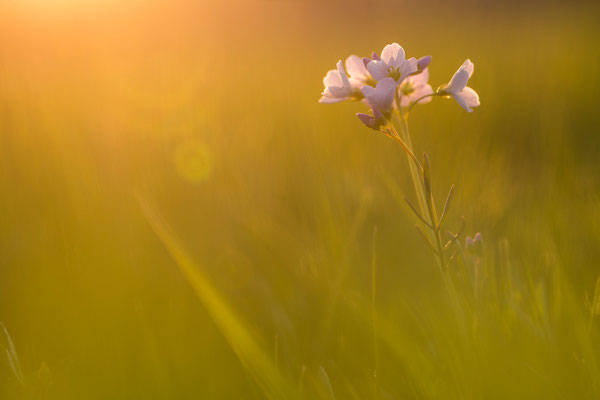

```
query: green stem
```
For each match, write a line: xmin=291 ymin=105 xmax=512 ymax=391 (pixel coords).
xmin=387 ymin=105 xmax=464 ymax=328
xmin=371 ymin=227 xmax=378 ymax=400
xmin=405 ymin=92 xmax=439 ymax=116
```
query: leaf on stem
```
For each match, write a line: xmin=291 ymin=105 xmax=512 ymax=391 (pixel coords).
xmin=438 ymin=184 xmax=455 ymax=229
xmin=404 ymin=197 xmax=432 ymax=229
xmin=422 ymin=153 xmax=432 ymax=201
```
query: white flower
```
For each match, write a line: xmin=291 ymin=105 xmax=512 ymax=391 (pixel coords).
xmin=440 ymin=59 xmax=480 ymax=112
xmin=319 ymin=56 xmax=374 ymax=104
xmin=319 ymin=60 xmax=355 ymax=104
xmin=356 ymin=77 xmax=396 ymax=129
xmin=398 ymin=67 xmax=433 ymax=108
xmin=366 ymin=43 xmax=418 ymax=83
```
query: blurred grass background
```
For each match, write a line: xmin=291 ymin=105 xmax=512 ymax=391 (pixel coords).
xmin=1 ymin=0 xmax=600 ymax=398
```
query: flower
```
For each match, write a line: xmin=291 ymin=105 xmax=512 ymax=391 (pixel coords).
xmin=345 ymin=55 xmax=376 ymax=89
xmin=356 ymin=77 xmax=396 ymax=129
xmin=439 ymin=59 xmax=480 ymax=112
xmin=319 ymin=60 xmax=361 ymax=104
xmin=465 ymin=232 xmax=483 ymax=255
xmin=398 ymin=67 xmax=434 ymax=108
xmin=356 ymin=113 xmax=381 ymax=130
xmin=366 ymin=43 xmax=418 ymax=83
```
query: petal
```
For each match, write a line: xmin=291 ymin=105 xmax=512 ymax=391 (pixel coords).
xmin=400 ymin=82 xmax=433 ymax=108
xmin=323 ymin=69 xmax=342 ymax=88
xmin=366 ymin=77 xmax=396 ymax=117
xmin=447 ymin=68 xmax=469 ymax=93
xmin=366 ymin=60 xmax=389 ymax=81
xmin=451 ymin=92 xmax=470 ymax=112
xmin=412 ymin=84 xmax=434 ymax=103
xmin=361 ymin=84 xmax=375 ymax=98
xmin=336 ymin=60 xmax=352 ymax=90
xmin=345 ymin=55 xmax=369 ymax=80
xmin=329 ymin=86 xmax=351 ymax=97
xmin=462 ymin=86 xmax=480 ymax=109
xmin=381 ymin=43 xmax=405 ymax=66
xmin=356 ymin=113 xmax=376 ymax=128
xmin=451 ymin=86 xmax=479 ymax=112
xmin=398 ymin=57 xmax=418 ymax=81
xmin=371 ymin=51 xmax=381 ymax=61
xmin=319 ymin=95 xmax=345 ymax=104
xmin=410 ymin=67 xmax=429 ymax=86
xmin=349 ymin=77 xmax=367 ymax=89
xmin=462 ymin=59 xmax=474 ymax=78
xmin=417 ymin=56 xmax=432 ymax=71
xmin=400 ymin=92 xmax=411 ymax=108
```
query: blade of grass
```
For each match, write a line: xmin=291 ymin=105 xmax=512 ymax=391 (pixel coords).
xmin=138 ymin=197 xmax=299 ymax=400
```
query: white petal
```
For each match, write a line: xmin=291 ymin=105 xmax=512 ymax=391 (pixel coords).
xmin=336 ymin=60 xmax=352 ymax=90
xmin=400 ymin=82 xmax=433 ymax=108
xmin=398 ymin=57 xmax=418 ymax=81
xmin=323 ymin=69 xmax=342 ymax=88
xmin=451 ymin=86 xmax=479 ymax=112
xmin=361 ymin=84 xmax=376 ymax=98
xmin=462 ymin=86 xmax=480 ymax=109
xmin=462 ymin=59 xmax=474 ymax=79
xmin=451 ymin=92 xmax=469 ymax=112
xmin=366 ymin=60 xmax=389 ymax=81
xmin=413 ymin=84 xmax=434 ymax=103
xmin=410 ymin=67 xmax=429 ymax=86
xmin=319 ymin=95 xmax=345 ymax=104
xmin=349 ymin=77 xmax=367 ymax=89
xmin=447 ymin=69 xmax=469 ymax=93
xmin=345 ymin=55 xmax=369 ymax=80
xmin=381 ymin=43 xmax=405 ymax=66
xmin=329 ymin=86 xmax=351 ymax=97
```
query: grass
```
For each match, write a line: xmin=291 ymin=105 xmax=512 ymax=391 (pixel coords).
xmin=0 ymin=0 xmax=600 ymax=398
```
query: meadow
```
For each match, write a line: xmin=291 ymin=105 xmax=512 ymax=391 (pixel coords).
xmin=1 ymin=0 xmax=600 ymax=398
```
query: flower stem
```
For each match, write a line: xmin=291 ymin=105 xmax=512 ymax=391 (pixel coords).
xmin=386 ymin=102 xmax=464 ymax=325
xmin=404 ymin=92 xmax=440 ymax=119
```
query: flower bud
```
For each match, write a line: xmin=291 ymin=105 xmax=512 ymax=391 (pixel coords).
xmin=465 ymin=232 xmax=483 ymax=255
xmin=356 ymin=113 xmax=384 ymax=130
xmin=417 ymin=56 xmax=432 ymax=72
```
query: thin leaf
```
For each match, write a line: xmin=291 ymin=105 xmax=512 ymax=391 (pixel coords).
xmin=438 ymin=184 xmax=455 ymax=229
xmin=404 ymin=197 xmax=433 ymax=229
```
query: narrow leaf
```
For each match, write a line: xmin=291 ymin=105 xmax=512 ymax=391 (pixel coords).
xmin=404 ymin=197 xmax=433 ymax=229
xmin=438 ymin=184 xmax=455 ymax=228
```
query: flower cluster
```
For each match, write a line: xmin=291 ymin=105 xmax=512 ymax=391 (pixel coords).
xmin=319 ymin=43 xmax=480 ymax=129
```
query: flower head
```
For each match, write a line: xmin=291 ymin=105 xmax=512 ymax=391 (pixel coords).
xmin=398 ymin=67 xmax=433 ymax=108
xmin=439 ymin=59 xmax=480 ymax=112
xmin=319 ymin=60 xmax=361 ymax=104
xmin=362 ymin=78 xmax=396 ymax=118
xmin=366 ymin=43 xmax=418 ymax=83
xmin=356 ymin=77 xmax=396 ymax=129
